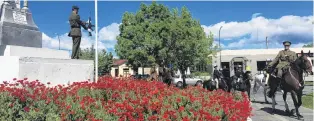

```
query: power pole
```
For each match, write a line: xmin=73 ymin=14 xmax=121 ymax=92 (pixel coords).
xmin=266 ymin=36 xmax=268 ymax=49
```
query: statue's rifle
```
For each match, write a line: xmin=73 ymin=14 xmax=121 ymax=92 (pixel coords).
xmin=86 ymin=12 xmax=95 ymax=36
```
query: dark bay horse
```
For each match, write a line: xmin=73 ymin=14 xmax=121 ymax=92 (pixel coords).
xmin=230 ymin=71 xmax=253 ymax=100
xmin=268 ymin=50 xmax=313 ymax=119
xmin=204 ymin=72 xmax=229 ymax=91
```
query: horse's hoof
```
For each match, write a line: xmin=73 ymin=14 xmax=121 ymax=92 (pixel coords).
xmin=285 ymin=110 xmax=292 ymax=116
xmin=290 ymin=109 xmax=296 ymax=115
xmin=297 ymin=114 xmax=304 ymax=120
xmin=271 ymin=109 xmax=275 ymax=115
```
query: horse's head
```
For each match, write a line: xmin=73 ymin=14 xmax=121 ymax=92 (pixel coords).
xmin=296 ymin=50 xmax=313 ymax=75
xmin=244 ymin=71 xmax=253 ymax=81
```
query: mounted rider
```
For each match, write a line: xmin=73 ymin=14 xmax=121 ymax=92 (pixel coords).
xmin=266 ymin=41 xmax=297 ymax=79
xmin=213 ymin=65 xmax=221 ymax=89
xmin=235 ymin=65 xmax=244 ymax=79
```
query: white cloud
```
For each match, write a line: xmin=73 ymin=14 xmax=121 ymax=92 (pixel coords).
xmin=202 ymin=15 xmax=313 ymax=49
xmin=42 ymin=31 xmax=100 ymax=51
xmin=97 ymin=23 xmax=121 ymax=52
xmin=98 ymin=23 xmax=121 ymax=41
xmin=252 ymin=13 xmax=262 ymax=19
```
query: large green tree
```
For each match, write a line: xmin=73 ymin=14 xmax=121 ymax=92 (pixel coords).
xmin=115 ymin=2 xmax=175 ymax=72
xmin=169 ymin=7 xmax=216 ymax=87
xmin=115 ymin=2 xmax=217 ymax=85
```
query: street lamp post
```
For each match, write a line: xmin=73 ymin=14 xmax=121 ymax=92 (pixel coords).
xmin=219 ymin=26 xmax=223 ymax=68
xmin=55 ymin=33 xmax=60 ymax=50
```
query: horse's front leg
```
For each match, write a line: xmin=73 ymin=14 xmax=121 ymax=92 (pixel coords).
xmin=247 ymin=84 xmax=251 ymax=101
xmin=271 ymin=94 xmax=276 ymax=114
xmin=291 ymin=91 xmax=303 ymax=119
xmin=297 ymin=90 xmax=303 ymax=108
xmin=264 ymin=86 xmax=269 ymax=103
xmin=283 ymin=91 xmax=292 ymax=116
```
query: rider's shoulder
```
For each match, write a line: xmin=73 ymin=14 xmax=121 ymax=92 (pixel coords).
xmin=278 ymin=50 xmax=285 ymax=53
xmin=289 ymin=50 xmax=296 ymax=54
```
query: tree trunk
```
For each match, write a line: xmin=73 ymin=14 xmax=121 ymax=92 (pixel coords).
xmin=142 ymin=63 xmax=144 ymax=75
xmin=180 ymin=67 xmax=187 ymax=88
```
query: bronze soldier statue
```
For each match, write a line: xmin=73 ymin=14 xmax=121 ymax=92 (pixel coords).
xmin=267 ymin=41 xmax=297 ymax=79
xmin=68 ymin=6 xmax=89 ymax=59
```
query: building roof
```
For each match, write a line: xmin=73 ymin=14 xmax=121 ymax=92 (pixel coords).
xmin=113 ymin=59 xmax=127 ymax=66
xmin=209 ymin=47 xmax=314 ymax=56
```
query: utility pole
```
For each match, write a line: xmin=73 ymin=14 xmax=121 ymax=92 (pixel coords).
xmin=266 ymin=36 xmax=268 ymax=49
xmin=55 ymin=33 xmax=60 ymax=50
xmin=219 ymin=26 xmax=223 ymax=69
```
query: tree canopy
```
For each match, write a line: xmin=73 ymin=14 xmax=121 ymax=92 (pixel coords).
xmin=115 ymin=2 xmax=217 ymax=86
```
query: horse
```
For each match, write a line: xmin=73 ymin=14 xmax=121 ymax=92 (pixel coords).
xmin=148 ymin=68 xmax=159 ymax=82
xmin=252 ymin=72 xmax=269 ymax=103
xmin=205 ymin=78 xmax=229 ymax=91
xmin=161 ymin=68 xmax=174 ymax=86
xmin=252 ymin=72 xmax=283 ymax=104
xmin=268 ymin=50 xmax=313 ymax=119
xmin=204 ymin=71 xmax=229 ymax=91
xmin=230 ymin=71 xmax=253 ymax=100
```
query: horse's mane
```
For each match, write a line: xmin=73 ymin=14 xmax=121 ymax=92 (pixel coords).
xmin=290 ymin=56 xmax=304 ymax=73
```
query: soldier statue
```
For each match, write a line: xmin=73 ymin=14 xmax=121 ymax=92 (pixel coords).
xmin=68 ymin=6 xmax=90 ymax=59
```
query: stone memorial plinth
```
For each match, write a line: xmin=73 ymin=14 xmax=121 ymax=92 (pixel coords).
xmin=0 ymin=1 xmax=94 ymax=86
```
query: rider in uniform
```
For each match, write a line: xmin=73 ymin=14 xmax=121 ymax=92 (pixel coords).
xmin=213 ymin=65 xmax=220 ymax=89
xmin=235 ymin=65 xmax=244 ymax=81
xmin=266 ymin=41 xmax=298 ymax=96
xmin=267 ymin=41 xmax=297 ymax=79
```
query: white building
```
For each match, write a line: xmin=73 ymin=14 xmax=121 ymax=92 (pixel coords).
xmin=211 ymin=47 xmax=314 ymax=80
xmin=110 ymin=59 xmax=160 ymax=77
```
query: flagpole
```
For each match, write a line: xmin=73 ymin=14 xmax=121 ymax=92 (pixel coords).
xmin=95 ymin=0 xmax=98 ymax=82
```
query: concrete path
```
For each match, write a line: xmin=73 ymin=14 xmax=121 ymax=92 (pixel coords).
xmin=250 ymin=85 xmax=313 ymax=121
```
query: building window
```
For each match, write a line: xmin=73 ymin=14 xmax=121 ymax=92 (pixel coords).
xmin=257 ymin=61 xmax=266 ymax=71
xmin=123 ymin=68 xmax=129 ymax=77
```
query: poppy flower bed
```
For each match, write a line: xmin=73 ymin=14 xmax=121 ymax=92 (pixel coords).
xmin=0 ymin=77 xmax=252 ymax=121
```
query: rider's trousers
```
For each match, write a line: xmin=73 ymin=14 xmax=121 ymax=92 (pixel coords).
xmin=214 ymin=78 xmax=219 ymax=89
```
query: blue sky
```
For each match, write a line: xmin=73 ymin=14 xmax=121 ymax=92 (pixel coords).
xmin=25 ymin=1 xmax=313 ymax=57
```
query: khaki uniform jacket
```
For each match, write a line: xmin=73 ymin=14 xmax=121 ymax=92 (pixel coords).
xmin=268 ymin=50 xmax=297 ymax=69
xmin=69 ymin=12 xmax=87 ymax=37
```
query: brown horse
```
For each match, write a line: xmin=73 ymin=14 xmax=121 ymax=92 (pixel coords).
xmin=268 ymin=50 xmax=313 ymax=120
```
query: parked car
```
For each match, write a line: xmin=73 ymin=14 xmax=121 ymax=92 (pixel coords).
xmin=172 ymin=75 xmax=203 ymax=87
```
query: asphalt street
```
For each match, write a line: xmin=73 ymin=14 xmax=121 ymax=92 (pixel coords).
xmin=250 ymin=85 xmax=313 ymax=121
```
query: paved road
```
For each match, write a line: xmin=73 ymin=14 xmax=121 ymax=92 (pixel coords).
xmin=249 ymin=85 xmax=313 ymax=121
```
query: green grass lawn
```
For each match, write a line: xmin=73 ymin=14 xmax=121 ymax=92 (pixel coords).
xmin=304 ymin=81 xmax=313 ymax=86
xmin=302 ymin=92 xmax=313 ymax=110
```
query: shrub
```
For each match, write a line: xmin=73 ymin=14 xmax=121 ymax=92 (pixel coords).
xmin=192 ymin=71 xmax=210 ymax=76
xmin=0 ymin=77 xmax=252 ymax=121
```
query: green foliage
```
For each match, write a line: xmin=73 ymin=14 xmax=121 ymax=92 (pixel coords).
xmin=192 ymin=71 xmax=210 ymax=76
xmin=115 ymin=2 xmax=217 ymax=85
xmin=98 ymin=50 xmax=113 ymax=76
xmin=303 ymin=43 xmax=313 ymax=48
xmin=79 ymin=45 xmax=113 ymax=76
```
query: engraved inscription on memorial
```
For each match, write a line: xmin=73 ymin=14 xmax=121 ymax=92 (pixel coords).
xmin=12 ymin=11 xmax=27 ymax=24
